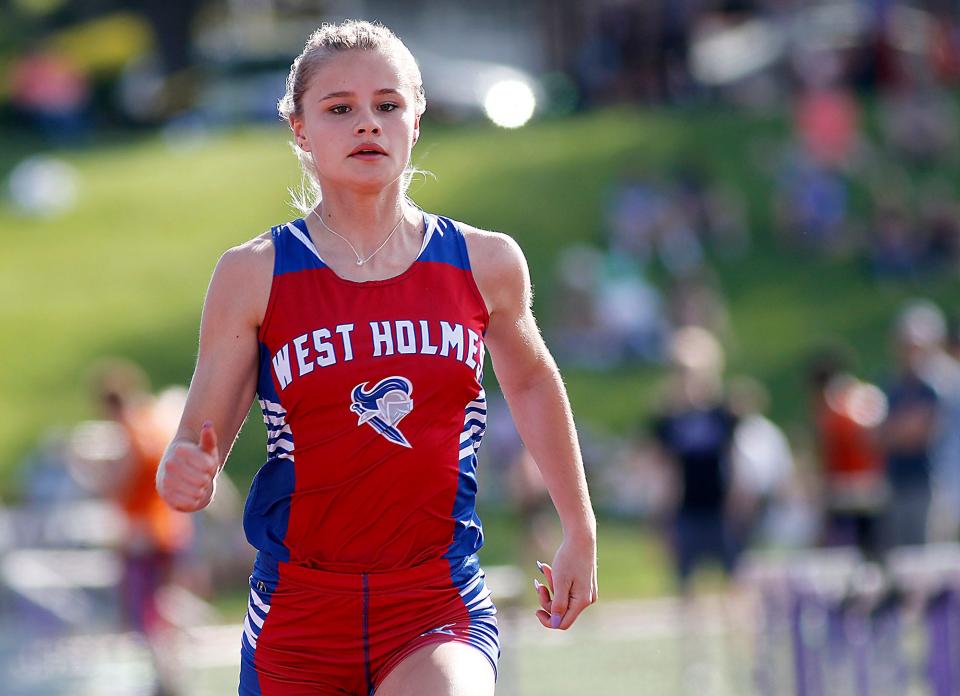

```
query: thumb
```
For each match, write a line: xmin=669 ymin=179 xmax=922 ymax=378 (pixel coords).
xmin=551 ymin=575 xmax=572 ymax=628
xmin=199 ymin=420 xmax=219 ymax=459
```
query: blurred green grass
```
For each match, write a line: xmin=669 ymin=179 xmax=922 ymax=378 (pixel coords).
xmin=4 ymin=106 xmax=960 ymax=602
xmin=5 ymin=107 xmax=960 ymax=484
xmin=2 ymin=110 xmax=692 ymax=490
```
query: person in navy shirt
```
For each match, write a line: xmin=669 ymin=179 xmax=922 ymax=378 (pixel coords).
xmin=652 ymin=327 xmax=738 ymax=593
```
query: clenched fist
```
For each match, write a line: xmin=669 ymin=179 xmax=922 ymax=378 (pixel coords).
xmin=157 ymin=420 xmax=220 ymax=512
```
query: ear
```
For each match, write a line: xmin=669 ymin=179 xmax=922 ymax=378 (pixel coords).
xmin=412 ymin=113 xmax=421 ymax=146
xmin=290 ymin=115 xmax=310 ymax=151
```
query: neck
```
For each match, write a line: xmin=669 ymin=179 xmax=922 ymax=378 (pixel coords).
xmin=314 ymin=184 xmax=409 ymax=250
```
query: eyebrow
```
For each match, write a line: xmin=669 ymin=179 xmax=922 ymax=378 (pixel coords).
xmin=318 ymin=88 xmax=402 ymax=101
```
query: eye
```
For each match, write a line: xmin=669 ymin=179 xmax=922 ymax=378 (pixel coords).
xmin=329 ymin=104 xmax=350 ymax=115
xmin=378 ymin=102 xmax=399 ymax=112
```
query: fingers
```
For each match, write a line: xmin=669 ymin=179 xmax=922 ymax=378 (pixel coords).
xmin=538 ymin=562 xmax=566 ymax=628
xmin=537 ymin=560 xmax=554 ymax=593
xmin=157 ymin=423 xmax=220 ymax=512
xmin=533 ymin=563 xmax=556 ymax=628
xmin=535 ymin=559 xmax=597 ymax=631
xmin=555 ymin=585 xmax=594 ymax=630
xmin=533 ymin=578 xmax=551 ymax=613
xmin=163 ymin=480 xmax=215 ymax=512
xmin=535 ymin=609 xmax=553 ymax=628
xmin=535 ymin=561 xmax=564 ymax=628
xmin=550 ymin=574 xmax=573 ymax=628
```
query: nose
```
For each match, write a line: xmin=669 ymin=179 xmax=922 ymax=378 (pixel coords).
xmin=354 ymin=109 xmax=382 ymax=136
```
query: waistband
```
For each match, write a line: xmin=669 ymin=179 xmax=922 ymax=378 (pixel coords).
xmin=254 ymin=552 xmax=480 ymax=594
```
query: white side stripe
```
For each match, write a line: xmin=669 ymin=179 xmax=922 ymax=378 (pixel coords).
xmin=258 ymin=399 xmax=287 ymax=417
xmin=250 ymin=589 xmax=270 ymax=614
xmin=458 ymin=572 xmax=484 ymax=597
xmin=247 ymin=606 xmax=264 ymax=629
xmin=465 ymin=587 xmax=493 ymax=609
xmin=243 ymin=614 xmax=258 ymax=648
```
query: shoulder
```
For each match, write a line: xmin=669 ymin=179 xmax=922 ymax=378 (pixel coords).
xmin=210 ymin=231 xmax=274 ymax=285
xmin=204 ymin=231 xmax=274 ymax=323
xmin=459 ymin=222 xmax=530 ymax=315
xmin=459 ymin=222 xmax=523 ymax=262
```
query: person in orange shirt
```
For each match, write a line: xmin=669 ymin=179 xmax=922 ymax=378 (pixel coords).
xmin=92 ymin=360 xmax=193 ymax=636
xmin=808 ymin=352 xmax=888 ymax=559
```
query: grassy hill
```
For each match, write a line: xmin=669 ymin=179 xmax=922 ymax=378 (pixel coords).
xmin=3 ymin=106 xmax=960 ymax=498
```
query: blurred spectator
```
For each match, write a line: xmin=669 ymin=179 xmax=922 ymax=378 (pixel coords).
xmin=603 ymin=161 xmax=746 ymax=275
xmin=550 ymin=244 xmax=611 ymax=368
xmin=666 ymin=270 xmax=731 ymax=342
xmin=604 ymin=165 xmax=666 ymax=265
xmin=8 ymin=48 xmax=90 ymax=144
xmin=727 ymin=376 xmax=794 ymax=550
xmin=508 ymin=448 xmax=559 ymax=571
xmin=791 ymin=49 xmax=862 ymax=171
xmin=654 ymin=0 xmax=697 ymax=103
xmin=885 ymin=301 xmax=960 ymax=545
xmin=868 ymin=203 xmax=924 ymax=280
xmin=573 ymin=22 xmax=624 ymax=108
xmin=940 ymin=317 xmax=960 ymax=535
xmin=774 ymin=149 xmax=851 ymax=255
xmin=807 ymin=350 xmax=888 ymax=559
xmin=759 ymin=430 xmax=821 ymax=550
xmin=481 ymin=393 xmax=558 ymax=568
xmin=878 ymin=307 xmax=941 ymax=548
xmin=878 ymin=61 xmax=957 ymax=168
xmin=919 ymin=181 xmax=960 ymax=273
xmin=651 ymin=328 xmax=739 ymax=594
xmin=90 ymin=359 xmax=192 ymax=695
xmin=930 ymin=7 xmax=960 ymax=82
xmin=657 ymin=200 xmax=706 ymax=277
xmin=19 ymin=429 xmax=86 ymax=506
xmin=594 ymin=252 xmax=667 ymax=362
xmin=700 ymin=183 xmax=749 ymax=260
xmin=551 ymin=244 xmax=666 ymax=367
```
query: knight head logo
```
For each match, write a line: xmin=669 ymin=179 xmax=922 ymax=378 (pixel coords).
xmin=350 ymin=376 xmax=414 ymax=448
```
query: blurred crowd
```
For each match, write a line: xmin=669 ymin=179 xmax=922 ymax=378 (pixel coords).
xmin=550 ymin=161 xmax=744 ymax=368
xmin=769 ymin=42 xmax=960 ymax=281
xmin=579 ymin=296 xmax=960 ymax=595
xmin=1 ymin=359 xmax=249 ymax=695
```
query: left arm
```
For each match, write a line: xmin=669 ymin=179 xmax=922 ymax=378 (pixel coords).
xmin=466 ymin=227 xmax=598 ymax=630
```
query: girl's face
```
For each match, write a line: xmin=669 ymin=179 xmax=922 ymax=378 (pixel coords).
xmin=291 ymin=49 xmax=420 ymax=196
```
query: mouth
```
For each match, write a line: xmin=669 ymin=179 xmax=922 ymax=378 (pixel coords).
xmin=350 ymin=144 xmax=388 ymax=157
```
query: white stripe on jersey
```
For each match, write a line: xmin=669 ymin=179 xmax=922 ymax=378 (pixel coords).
xmin=250 ymin=589 xmax=270 ymax=613
xmin=243 ymin=614 xmax=259 ymax=649
xmin=287 ymin=222 xmax=324 ymax=263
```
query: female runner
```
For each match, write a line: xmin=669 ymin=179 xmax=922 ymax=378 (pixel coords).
xmin=156 ymin=19 xmax=597 ymax=696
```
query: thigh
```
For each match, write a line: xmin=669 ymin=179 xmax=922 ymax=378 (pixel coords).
xmin=375 ymin=642 xmax=495 ymax=696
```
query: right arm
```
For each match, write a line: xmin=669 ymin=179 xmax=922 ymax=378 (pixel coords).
xmin=156 ymin=235 xmax=273 ymax=512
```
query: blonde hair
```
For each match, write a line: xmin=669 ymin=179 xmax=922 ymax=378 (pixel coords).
xmin=278 ymin=20 xmax=428 ymax=213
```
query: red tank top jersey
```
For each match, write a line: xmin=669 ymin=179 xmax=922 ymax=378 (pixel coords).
xmin=246 ymin=212 xmax=489 ymax=573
